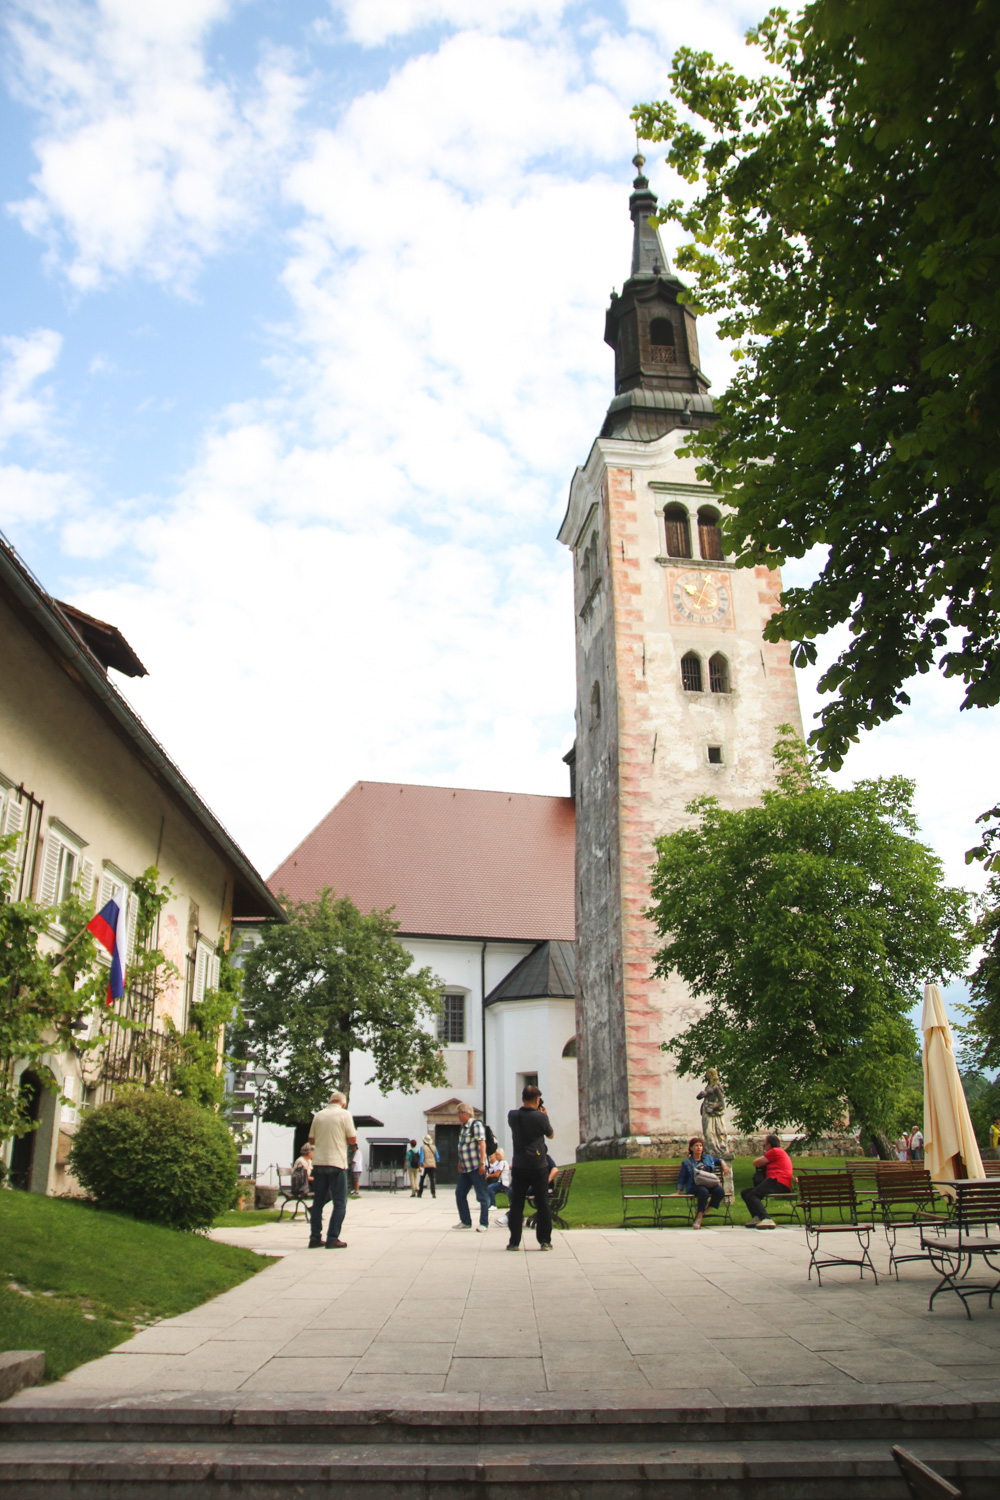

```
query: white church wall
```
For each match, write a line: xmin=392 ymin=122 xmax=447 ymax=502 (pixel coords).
xmin=485 ymin=996 xmax=578 ymax=1167
xmin=248 ymin=934 xmax=537 ymax=1184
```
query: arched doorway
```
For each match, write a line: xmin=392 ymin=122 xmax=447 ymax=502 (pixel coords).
xmin=9 ymin=1071 xmax=43 ymax=1191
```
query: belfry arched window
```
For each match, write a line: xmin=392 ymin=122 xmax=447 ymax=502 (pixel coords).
xmin=681 ymin=653 xmax=703 ymax=693
xmin=649 ymin=317 xmax=676 ymax=364
xmin=698 ymin=507 xmax=724 ymax=562
xmin=709 ymin=654 xmax=731 ymax=694
xmin=663 ymin=505 xmax=692 ymax=559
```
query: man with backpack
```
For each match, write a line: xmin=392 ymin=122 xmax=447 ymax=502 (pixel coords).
xmin=506 ymin=1084 xmax=555 ymax=1251
xmin=405 ymin=1140 xmax=421 ymax=1195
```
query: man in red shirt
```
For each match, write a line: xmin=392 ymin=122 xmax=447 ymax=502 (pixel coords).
xmin=741 ymin=1133 xmax=794 ymax=1229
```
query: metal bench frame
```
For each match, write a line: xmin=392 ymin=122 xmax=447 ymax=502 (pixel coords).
xmin=275 ymin=1166 xmax=313 ymax=1223
xmin=921 ymin=1181 xmax=1000 ymax=1318
xmin=798 ymin=1171 xmax=878 ymax=1285
xmin=873 ymin=1167 xmax=950 ymax=1279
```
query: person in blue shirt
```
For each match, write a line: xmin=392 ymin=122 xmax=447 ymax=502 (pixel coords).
xmin=676 ymin=1135 xmax=725 ymax=1230
xmin=416 ymin=1132 xmax=439 ymax=1199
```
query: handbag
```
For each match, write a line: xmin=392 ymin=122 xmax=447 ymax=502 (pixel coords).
xmin=693 ymin=1166 xmax=718 ymax=1189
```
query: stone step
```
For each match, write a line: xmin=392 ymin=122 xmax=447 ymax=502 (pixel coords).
xmin=2 ymin=1392 xmax=999 ymax=1448
xmin=0 ymin=1436 xmax=998 ymax=1498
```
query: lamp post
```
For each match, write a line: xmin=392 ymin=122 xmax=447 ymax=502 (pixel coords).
xmin=247 ymin=1069 xmax=267 ymax=1184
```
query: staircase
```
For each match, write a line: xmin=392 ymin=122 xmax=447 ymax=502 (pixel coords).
xmin=1 ymin=1390 xmax=998 ymax=1496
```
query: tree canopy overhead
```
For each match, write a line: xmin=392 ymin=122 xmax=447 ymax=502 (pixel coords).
xmin=648 ymin=734 xmax=973 ymax=1144
xmin=634 ymin=0 xmax=1000 ymax=768
xmin=238 ymin=890 xmax=445 ymax=1127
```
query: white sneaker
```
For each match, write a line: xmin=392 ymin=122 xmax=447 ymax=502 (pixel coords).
xmin=494 ymin=1213 xmax=508 ymax=1226
xmin=757 ymin=1219 xmax=777 ymax=1230
xmin=476 ymin=1224 xmax=488 ymax=1233
xmin=453 ymin=1222 xmax=472 ymax=1230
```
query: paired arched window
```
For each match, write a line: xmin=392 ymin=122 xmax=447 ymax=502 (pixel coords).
xmin=663 ymin=505 xmax=692 ymax=559
xmin=681 ymin=653 xmax=702 ymax=693
xmin=581 ymin=529 xmax=600 ymax=596
xmin=681 ymin=652 xmax=732 ymax=694
xmin=698 ymin=507 xmax=724 ymax=561
xmin=709 ymin=654 xmax=731 ymax=694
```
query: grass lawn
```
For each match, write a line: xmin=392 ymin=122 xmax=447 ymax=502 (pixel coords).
xmin=546 ymin=1156 xmax=855 ymax=1228
xmin=212 ymin=1208 xmax=282 ymax=1227
xmin=0 ymin=1192 xmax=276 ymax=1381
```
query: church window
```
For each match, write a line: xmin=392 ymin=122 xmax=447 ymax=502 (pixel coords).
xmin=707 ymin=745 xmax=724 ymax=764
xmin=698 ymin=507 xmax=724 ymax=561
xmin=581 ymin=530 xmax=599 ymax=597
xmin=438 ymin=993 xmax=466 ymax=1045
xmin=681 ymin=653 xmax=702 ymax=693
xmin=590 ymin=681 xmax=601 ymax=727
xmin=649 ymin=317 xmax=676 ymax=364
xmin=663 ymin=505 xmax=692 ymax=558
xmin=562 ymin=1036 xmax=578 ymax=1059
xmin=709 ymin=654 xmax=731 ymax=694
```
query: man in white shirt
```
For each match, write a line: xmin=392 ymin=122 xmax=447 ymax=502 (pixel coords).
xmin=308 ymin=1091 xmax=357 ymax=1248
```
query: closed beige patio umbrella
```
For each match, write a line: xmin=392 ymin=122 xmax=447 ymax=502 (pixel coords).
xmin=922 ymin=982 xmax=984 ymax=1186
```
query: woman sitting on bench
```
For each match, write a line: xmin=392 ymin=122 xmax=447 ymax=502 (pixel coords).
xmin=676 ymin=1135 xmax=724 ymax=1230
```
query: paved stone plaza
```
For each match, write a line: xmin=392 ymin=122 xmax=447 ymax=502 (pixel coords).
xmin=49 ymin=1191 xmax=1000 ymax=1399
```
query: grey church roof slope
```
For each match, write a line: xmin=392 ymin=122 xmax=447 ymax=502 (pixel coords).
xmin=484 ymin=939 xmax=575 ymax=1005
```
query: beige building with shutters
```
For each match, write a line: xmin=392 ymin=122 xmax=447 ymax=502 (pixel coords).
xmin=0 ymin=536 xmax=283 ymax=1196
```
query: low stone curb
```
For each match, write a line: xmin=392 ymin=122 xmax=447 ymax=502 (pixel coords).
xmin=0 ymin=1352 xmax=44 ymax=1404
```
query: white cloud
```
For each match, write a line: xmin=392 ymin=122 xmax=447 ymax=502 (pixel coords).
xmin=0 ymin=328 xmax=62 ymax=448
xmin=0 ymin=463 xmax=86 ymax=525
xmin=330 ymin=0 xmax=570 ymax=47
xmin=6 ymin=0 xmax=306 ymax=290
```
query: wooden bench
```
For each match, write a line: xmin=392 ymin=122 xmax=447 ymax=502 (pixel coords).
xmin=873 ymin=1167 xmax=950 ymax=1278
xmin=892 ymin=1445 xmax=962 ymax=1499
xmin=526 ymin=1166 xmax=575 ymax=1231
xmin=620 ymin=1164 xmax=675 ymax=1226
xmin=620 ymin=1162 xmax=732 ymax=1228
xmin=275 ymin=1166 xmax=313 ymax=1223
xmin=798 ymin=1172 xmax=878 ymax=1285
xmin=921 ymin=1180 xmax=1000 ymax=1318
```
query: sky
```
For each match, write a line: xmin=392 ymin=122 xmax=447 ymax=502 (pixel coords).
xmin=1 ymin=0 xmax=996 ymax=1019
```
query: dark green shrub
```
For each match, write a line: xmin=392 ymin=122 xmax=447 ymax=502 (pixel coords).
xmin=68 ymin=1090 xmax=237 ymax=1231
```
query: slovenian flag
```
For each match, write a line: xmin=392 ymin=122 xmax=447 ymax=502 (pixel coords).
xmin=87 ymin=899 xmax=128 ymax=1007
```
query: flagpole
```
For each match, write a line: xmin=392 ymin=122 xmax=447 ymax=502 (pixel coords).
xmin=49 ymin=921 xmax=94 ymax=969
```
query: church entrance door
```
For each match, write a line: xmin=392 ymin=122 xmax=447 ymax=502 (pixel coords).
xmin=435 ymin=1125 xmax=460 ymax=1185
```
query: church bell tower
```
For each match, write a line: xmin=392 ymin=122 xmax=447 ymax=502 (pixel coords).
xmin=558 ymin=157 xmax=804 ymax=1156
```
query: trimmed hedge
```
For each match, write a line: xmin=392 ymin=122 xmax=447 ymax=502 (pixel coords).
xmin=69 ymin=1091 xmax=237 ymax=1231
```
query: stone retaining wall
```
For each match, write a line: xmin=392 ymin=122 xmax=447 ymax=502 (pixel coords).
xmin=577 ymin=1133 xmax=863 ymax=1161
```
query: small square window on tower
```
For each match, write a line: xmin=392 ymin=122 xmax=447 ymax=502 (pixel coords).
xmin=707 ymin=745 xmax=724 ymax=765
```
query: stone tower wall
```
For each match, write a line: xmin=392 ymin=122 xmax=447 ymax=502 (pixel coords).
xmin=561 ymin=432 xmax=805 ymax=1154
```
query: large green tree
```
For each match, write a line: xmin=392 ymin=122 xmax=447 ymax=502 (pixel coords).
xmin=634 ymin=0 xmax=1000 ymax=769
xmin=238 ymin=890 xmax=446 ymax=1127
xmin=648 ymin=735 xmax=972 ymax=1147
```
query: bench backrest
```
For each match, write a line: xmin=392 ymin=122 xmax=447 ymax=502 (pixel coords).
xmin=876 ymin=1167 xmax=935 ymax=1202
xmin=952 ymin=1181 xmax=1000 ymax=1228
xmin=620 ymin=1163 xmax=677 ymax=1189
xmin=551 ymin=1166 xmax=575 ymax=1206
xmin=798 ymin=1171 xmax=859 ymax=1220
xmin=892 ymin=1445 xmax=962 ymax=1499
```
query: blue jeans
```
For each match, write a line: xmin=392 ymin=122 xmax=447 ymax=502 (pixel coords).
xmin=455 ymin=1169 xmax=490 ymax=1226
xmin=310 ymin=1164 xmax=348 ymax=1243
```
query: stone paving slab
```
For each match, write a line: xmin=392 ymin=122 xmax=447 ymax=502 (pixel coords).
xmin=25 ymin=1190 xmax=1000 ymax=1398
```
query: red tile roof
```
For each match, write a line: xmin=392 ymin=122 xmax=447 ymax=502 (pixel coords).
xmin=269 ymin=782 xmax=575 ymax=942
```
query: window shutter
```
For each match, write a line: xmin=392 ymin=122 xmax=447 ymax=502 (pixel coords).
xmin=79 ymin=857 xmax=95 ymax=905
xmin=98 ymin=869 xmax=117 ymax=913
xmin=193 ymin=942 xmax=209 ymax=1004
xmin=208 ymin=952 xmax=221 ymax=994
xmin=1 ymin=796 xmax=26 ymax=881
xmin=39 ymin=832 xmax=63 ymax=907
xmin=125 ymin=891 xmax=138 ymax=964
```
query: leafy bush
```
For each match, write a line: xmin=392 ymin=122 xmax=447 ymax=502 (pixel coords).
xmin=69 ymin=1090 xmax=237 ymax=1231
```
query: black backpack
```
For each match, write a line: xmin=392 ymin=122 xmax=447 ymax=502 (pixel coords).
xmin=290 ymin=1163 xmax=309 ymax=1197
xmin=484 ymin=1122 xmax=499 ymax=1156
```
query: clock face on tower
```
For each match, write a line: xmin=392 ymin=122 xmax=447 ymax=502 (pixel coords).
xmin=668 ymin=569 xmax=732 ymax=628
